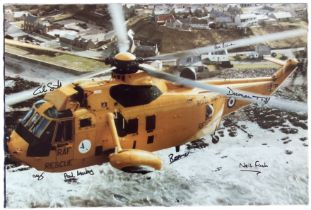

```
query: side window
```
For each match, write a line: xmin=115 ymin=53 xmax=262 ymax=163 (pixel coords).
xmin=80 ymin=118 xmax=92 ymax=128
xmin=206 ymin=104 xmax=214 ymax=120
xmin=127 ymin=119 xmax=138 ymax=134
xmin=114 ymin=112 xmax=138 ymax=136
xmin=147 ymin=135 xmax=154 ymax=144
xmin=63 ymin=121 xmax=72 ymax=140
xmin=55 ymin=120 xmax=73 ymax=142
xmin=146 ymin=115 xmax=156 ymax=132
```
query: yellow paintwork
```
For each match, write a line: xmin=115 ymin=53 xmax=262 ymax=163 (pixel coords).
xmin=7 ymin=59 xmax=298 ymax=172
xmin=109 ymin=149 xmax=163 ymax=170
xmin=44 ymin=84 xmax=78 ymax=111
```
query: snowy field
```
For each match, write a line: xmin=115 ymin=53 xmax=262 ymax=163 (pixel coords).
xmin=5 ymin=118 xmax=308 ymax=207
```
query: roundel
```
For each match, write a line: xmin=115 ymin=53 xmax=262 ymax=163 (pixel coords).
xmin=78 ymin=139 xmax=92 ymax=154
xmin=227 ymin=97 xmax=236 ymax=108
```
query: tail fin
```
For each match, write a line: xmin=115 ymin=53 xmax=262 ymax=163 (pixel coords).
xmin=270 ymin=59 xmax=298 ymax=93
xmin=220 ymin=59 xmax=299 ymax=116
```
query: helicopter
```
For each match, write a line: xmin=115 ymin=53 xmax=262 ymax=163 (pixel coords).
xmin=5 ymin=4 xmax=307 ymax=173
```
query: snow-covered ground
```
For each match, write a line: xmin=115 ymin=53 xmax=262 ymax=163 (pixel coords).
xmin=5 ymin=119 xmax=308 ymax=207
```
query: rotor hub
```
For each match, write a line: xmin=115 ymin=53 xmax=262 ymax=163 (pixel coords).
xmin=105 ymin=52 xmax=143 ymax=74
xmin=114 ymin=52 xmax=136 ymax=61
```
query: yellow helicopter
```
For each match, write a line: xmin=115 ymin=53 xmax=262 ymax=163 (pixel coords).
xmin=5 ymin=4 xmax=307 ymax=173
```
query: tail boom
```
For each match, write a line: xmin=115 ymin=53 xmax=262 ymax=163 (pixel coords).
xmin=205 ymin=59 xmax=299 ymax=116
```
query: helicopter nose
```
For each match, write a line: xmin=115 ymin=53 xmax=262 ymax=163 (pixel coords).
xmin=7 ymin=131 xmax=29 ymax=161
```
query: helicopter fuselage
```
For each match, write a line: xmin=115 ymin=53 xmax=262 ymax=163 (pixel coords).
xmin=7 ymin=60 xmax=297 ymax=172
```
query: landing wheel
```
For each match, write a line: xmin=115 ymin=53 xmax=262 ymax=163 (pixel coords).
xmin=212 ymin=135 xmax=219 ymax=144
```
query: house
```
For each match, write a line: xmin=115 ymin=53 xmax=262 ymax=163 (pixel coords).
xmin=59 ymin=33 xmax=77 ymax=45
xmin=82 ymin=30 xmax=116 ymax=47
xmin=23 ymin=14 xmax=39 ymax=32
xmin=270 ymin=12 xmax=293 ymax=22
xmin=155 ymin=14 xmax=175 ymax=25
xmin=134 ymin=45 xmax=159 ymax=58
xmin=59 ymin=34 xmax=96 ymax=50
xmin=133 ymin=40 xmax=159 ymax=58
xmin=210 ymin=9 xmax=232 ymax=23
xmin=23 ymin=14 xmax=53 ymax=34
xmin=209 ymin=6 xmax=239 ymax=28
xmin=256 ymin=14 xmax=269 ymax=24
xmin=225 ymin=4 xmax=242 ymax=16
xmin=201 ymin=50 xmax=230 ymax=64
xmin=37 ymin=21 xmax=51 ymax=34
xmin=235 ymin=13 xmax=257 ymax=27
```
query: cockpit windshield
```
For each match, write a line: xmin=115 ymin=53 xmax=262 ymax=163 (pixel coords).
xmin=15 ymin=101 xmax=73 ymax=157
xmin=22 ymin=109 xmax=52 ymax=138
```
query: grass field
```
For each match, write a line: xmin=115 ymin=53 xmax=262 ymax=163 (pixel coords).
xmin=5 ymin=44 xmax=107 ymax=72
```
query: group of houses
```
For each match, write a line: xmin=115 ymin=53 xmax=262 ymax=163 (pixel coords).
xmin=5 ymin=7 xmax=115 ymax=50
xmin=152 ymin=4 xmax=306 ymax=30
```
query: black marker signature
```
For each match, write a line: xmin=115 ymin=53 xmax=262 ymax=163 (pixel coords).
xmin=168 ymin=152 xmax=191 ymax=164
xmin=64 ymin=172 xmax=78 ymax=183
xmin=32 ymin=172 xmax=44 ymax=180
xmin=64 ymin=168 xmax=95 ymax=183
xmin=226 ymin=87 xmax=270 ymax=104
xmin=77 ymin=168 xmax=94 ymax=176
xmin=33 ymin=80 xmax=62 ymax=95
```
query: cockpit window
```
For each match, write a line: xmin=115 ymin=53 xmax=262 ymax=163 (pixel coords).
xmin=31 ymin=117 xmax=50 ymax=138
xmin=34 ymin=99 xmax=46 ymax=109
xmin=55 ymin=120 xmax=73 ymax=142
xmin=44 ymin=107 xmax=72 ymax=119
xmin=110 ymin=84 xmax=162 ymax=107
xmin=21 ymin=108 xmax=34 ymax=125
xmin=21 ymin=110 xmax=51 ymax=138
xmin=24 ymin=112 xmax=40 ymax=129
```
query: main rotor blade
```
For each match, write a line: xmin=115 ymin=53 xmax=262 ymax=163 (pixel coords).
xmin=148 ymin=29 xmax=306 ymax=60
xmin=108 ymin=4 xmax=129 ymax=52
xmin=5 ymin=67 xmax=115 ymax=106
xmin=139 ymin=64 xmax=307 ymax=114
